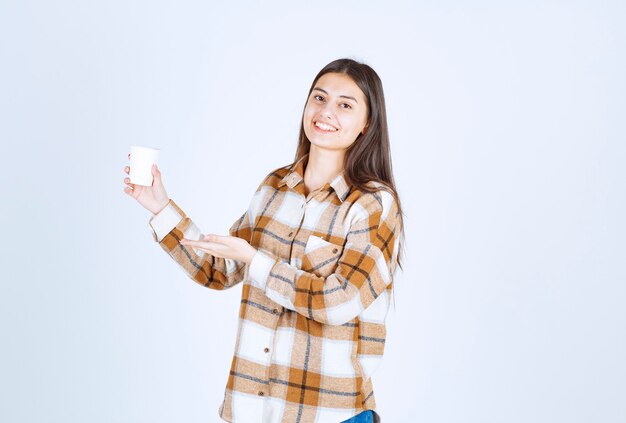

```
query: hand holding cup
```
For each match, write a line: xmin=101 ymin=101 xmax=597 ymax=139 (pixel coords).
xmin=123 ymin=148 xmax=170 ymax=215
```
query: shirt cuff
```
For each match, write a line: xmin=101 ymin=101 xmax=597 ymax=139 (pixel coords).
xmin=248 ymin=249 xmax=276 ymax=290
xmin=148 ymin=200 xmax=183 ymax=242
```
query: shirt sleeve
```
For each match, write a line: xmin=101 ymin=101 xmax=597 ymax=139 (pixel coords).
xmin=248 ymin=190 xmax=401 ymax=326
xmin=148 ymin=198 xmax=255 ymax=291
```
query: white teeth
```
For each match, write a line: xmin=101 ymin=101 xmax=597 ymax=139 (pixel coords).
xmin=315 ymin=121 xmax=337 ymax=131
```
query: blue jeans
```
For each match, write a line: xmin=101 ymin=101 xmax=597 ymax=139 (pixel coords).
xmin=340 ymin=410 xmax=374 ymax=423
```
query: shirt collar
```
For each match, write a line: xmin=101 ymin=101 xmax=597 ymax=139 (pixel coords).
xmin=278 ymin=153 xmax=351 ymax=203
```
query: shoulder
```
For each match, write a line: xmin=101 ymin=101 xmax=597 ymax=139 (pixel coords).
xmin=346 ymin=182 xmax=398 ymax=224
xmin=251 ymin=163 xmax=293 ymax=192
xmin=267 ymin=163 xmax=294 ymax=186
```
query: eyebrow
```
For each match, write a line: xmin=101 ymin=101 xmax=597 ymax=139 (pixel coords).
xmin=312 ymin=87 xmax=359 ymax=104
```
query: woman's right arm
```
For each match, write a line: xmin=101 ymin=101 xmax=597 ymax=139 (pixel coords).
xmin=123 ymin=155 xmax=248 ymax=290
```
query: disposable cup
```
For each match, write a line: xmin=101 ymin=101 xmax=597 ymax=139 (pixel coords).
xmin=129 ymin=145 xmax=161 ymax=186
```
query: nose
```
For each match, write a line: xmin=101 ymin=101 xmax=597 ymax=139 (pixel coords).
xmin=319 ymin=102 xmax=336 ymax=120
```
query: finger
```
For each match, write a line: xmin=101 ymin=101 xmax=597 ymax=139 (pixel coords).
xmin=203 ymin=234 xmax=225 ymax=243
xmin=124 ymin=166 xmax=129 ymax=174
xmin=124 ymin=177 xmax=135 ymax=189
xmin=128 ymin=153 xmax=131 ymax=159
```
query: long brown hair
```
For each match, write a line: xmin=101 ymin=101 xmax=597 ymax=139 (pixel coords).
xmin=293 ymin=58 xmax=406 ymax=273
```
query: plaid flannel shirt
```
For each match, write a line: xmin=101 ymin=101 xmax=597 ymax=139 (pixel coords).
xmin=148 ymin=153 xmax=400 ymax=423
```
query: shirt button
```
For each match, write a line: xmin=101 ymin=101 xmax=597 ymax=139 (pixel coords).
xmin=264 ymin=347 xmax=270 ymax=353
xmin=258 ymin=391 xmax=265 ymax=396
xmin=288 ymin=232 xmax=293 ymax=238
xmin=332 ymin=248 xmax=338 ymax=253
xmin=272 ymin=308 xmax=279 ymax=315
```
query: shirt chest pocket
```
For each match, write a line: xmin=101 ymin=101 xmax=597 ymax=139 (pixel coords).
xmin=301 ymin=235 xmax=344 ymax=278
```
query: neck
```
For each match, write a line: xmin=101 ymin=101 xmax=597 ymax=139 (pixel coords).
xmin=303 ymin=146 xmax=344 ymax=194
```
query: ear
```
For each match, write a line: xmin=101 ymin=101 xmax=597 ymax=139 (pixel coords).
xmin=361 ymin=122 xmax=369 ymax=135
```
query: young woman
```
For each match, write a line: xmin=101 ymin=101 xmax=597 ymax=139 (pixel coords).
xmin=123 ymin=58 xmax=405 ymax=423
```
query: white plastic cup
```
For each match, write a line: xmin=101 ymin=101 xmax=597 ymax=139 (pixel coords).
xmin=129 ymin=145 xmax=161 ymax=186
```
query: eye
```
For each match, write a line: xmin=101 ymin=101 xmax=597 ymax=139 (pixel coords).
xmin=314 ymin=94 xmax=324 ymax=101
xmin=341 ymin=103 xmax=352 ymax=109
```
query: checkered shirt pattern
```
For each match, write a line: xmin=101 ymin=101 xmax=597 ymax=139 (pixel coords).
xmin=148 ymin=153 xmax=401 ymax=423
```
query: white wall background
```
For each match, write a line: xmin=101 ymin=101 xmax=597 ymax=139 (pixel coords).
xmin=1 ymin=0 xmax=624 ymax=422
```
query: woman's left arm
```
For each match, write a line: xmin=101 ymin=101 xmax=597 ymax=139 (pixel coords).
xmin=248 ymin=191 xmax=401 ymax=326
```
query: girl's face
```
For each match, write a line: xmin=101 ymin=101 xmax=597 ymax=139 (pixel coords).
xmin=303 ymin=72 xmax=369 ymax=152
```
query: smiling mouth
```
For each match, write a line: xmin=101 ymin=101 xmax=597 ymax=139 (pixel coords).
xmin=314 ymin=121 xmax=338 ymax=132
